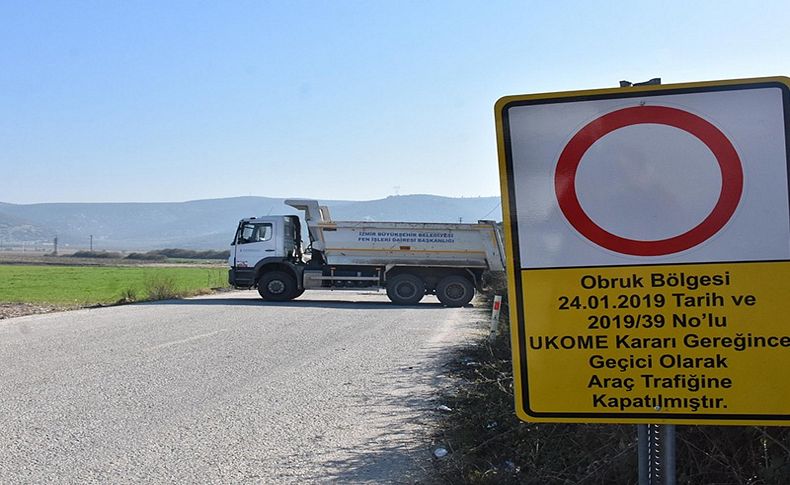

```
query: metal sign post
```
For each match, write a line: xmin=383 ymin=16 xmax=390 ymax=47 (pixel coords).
xmin=626 ymin=80 xmax=677 ymax=485
xmin=638 ymin=424 xmax=676 ymax=485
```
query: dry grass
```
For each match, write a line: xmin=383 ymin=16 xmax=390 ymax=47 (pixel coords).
xmin=433 ymin=298 xmax=790 ymax=484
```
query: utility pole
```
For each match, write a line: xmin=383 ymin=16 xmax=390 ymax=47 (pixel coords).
xmin=90 ymin=235 xmax=93 ymax=252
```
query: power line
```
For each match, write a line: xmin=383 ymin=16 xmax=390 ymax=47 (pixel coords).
xmin=480 ymin=201 xmax=501 ymax=220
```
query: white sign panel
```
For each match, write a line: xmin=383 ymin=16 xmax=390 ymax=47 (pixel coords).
xmin=496 ymin=78 xmax=790 ymax=425
xmin=508 ymin=86 xmax=790 ymax=268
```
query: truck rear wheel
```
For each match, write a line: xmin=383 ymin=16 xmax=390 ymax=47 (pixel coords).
xmin=257 ymin=271 xmax=298 ymax=301
xmin=386 ymin=274 xmax=425 ymax=305
xmin=436 ymin=275 xmax=475 ymax=307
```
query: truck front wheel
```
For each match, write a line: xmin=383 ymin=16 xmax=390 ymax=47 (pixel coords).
xmin=436 ymin=275 xmax=475 ymax=307
xmin=257 ymin=271 xmax=298 ymax=301
xmin=386 ymin=274 xmax=425 ymax=305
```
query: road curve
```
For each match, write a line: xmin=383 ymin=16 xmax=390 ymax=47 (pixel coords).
xmin=0 ymin=290 xmax=485 ymax=484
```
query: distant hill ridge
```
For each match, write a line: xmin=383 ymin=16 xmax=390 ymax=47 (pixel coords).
xmin=0 ymin=195 xmax=501 ymax=250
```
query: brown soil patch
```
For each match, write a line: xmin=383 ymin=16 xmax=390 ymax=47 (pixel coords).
xmin=0 ymin=303 xmax=70 ymax=320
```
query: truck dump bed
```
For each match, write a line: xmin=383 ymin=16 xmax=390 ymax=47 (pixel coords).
xmin=317 ymin=220 xmax=505 ymax=270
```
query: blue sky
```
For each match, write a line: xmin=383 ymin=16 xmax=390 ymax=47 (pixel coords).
xmin=1 ymin=0 xmax=789 ymax=203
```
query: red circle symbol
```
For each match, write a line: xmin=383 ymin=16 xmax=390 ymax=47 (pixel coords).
xmin=554 ymin=105 xmax=743 ymax=256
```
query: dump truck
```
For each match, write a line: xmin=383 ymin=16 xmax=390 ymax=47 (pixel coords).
xmin=228 ymin=199 xmax=505 ymax=306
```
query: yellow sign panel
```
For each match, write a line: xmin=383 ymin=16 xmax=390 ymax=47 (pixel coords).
xmin=495 ymin=77 xmax=790 ymax=425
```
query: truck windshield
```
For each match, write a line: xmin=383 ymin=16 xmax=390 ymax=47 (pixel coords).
xmin=236 ymin=222 xmax=273 ymax=244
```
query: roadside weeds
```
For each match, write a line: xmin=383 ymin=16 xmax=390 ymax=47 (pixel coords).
xmin=432 ymin=297 xmax=790 ymax=484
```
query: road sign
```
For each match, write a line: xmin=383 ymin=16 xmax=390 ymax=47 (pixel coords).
xmin=495 ymin=77 xmax=790 ymax=425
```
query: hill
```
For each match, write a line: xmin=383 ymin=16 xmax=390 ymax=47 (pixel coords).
xmin=0 ymin=195 xmax=501 ymax=250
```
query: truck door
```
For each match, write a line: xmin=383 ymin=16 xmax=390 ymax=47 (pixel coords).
xmin=233 ymin=220 xmax=279 ymax=269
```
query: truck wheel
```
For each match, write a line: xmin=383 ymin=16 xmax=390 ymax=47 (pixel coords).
xmin=386 ymin=274 xmax=425 ymax=305
xmin=436 ymin=275 xmax=475 ymax=307
xmin=257 ymin=271 xmax=297 ymax=301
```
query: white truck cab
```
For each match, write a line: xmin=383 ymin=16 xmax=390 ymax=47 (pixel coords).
xmin=229 ymin=215 xmax=303 ymax=288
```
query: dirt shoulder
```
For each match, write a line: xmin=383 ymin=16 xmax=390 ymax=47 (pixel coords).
xmin=0 ymin=303 xmax=72 ymax=320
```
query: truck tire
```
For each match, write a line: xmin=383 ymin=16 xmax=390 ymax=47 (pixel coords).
xmin=386 ymin=274 xmax=425 ymax=305
xmin=257 ymin=271 xmax=298 ymax=301
xmin=436 ymin=275 xmax=475 ymax=307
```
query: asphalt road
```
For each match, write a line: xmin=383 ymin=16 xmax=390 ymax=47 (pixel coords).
xmin=0 ymin=290 xmax=486 ymax=484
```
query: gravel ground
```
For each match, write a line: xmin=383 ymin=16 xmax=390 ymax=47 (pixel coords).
xmin=0 ymin=303 xmax=71 ymax=320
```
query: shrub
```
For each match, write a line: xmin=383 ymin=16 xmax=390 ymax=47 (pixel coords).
xmin=125 ymin=252 xmax=167 ymax=261
xmin=144 ymin=275 xmax=179 ymax=300
xmin=157 ymin=248 xmax=230 ymax=260
xmin=123 ymin=248 xmax=229 ymax=261
xmin=482 ymin=270 xmax=508 ymax=295
xmin=117 ymin=287 xmax=137 ymax=303
xmin=70 ymin=250 xmax=123 ymax=259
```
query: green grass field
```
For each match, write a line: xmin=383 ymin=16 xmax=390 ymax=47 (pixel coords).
xmin=0 ymin=265 xmax=229 ymax=305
